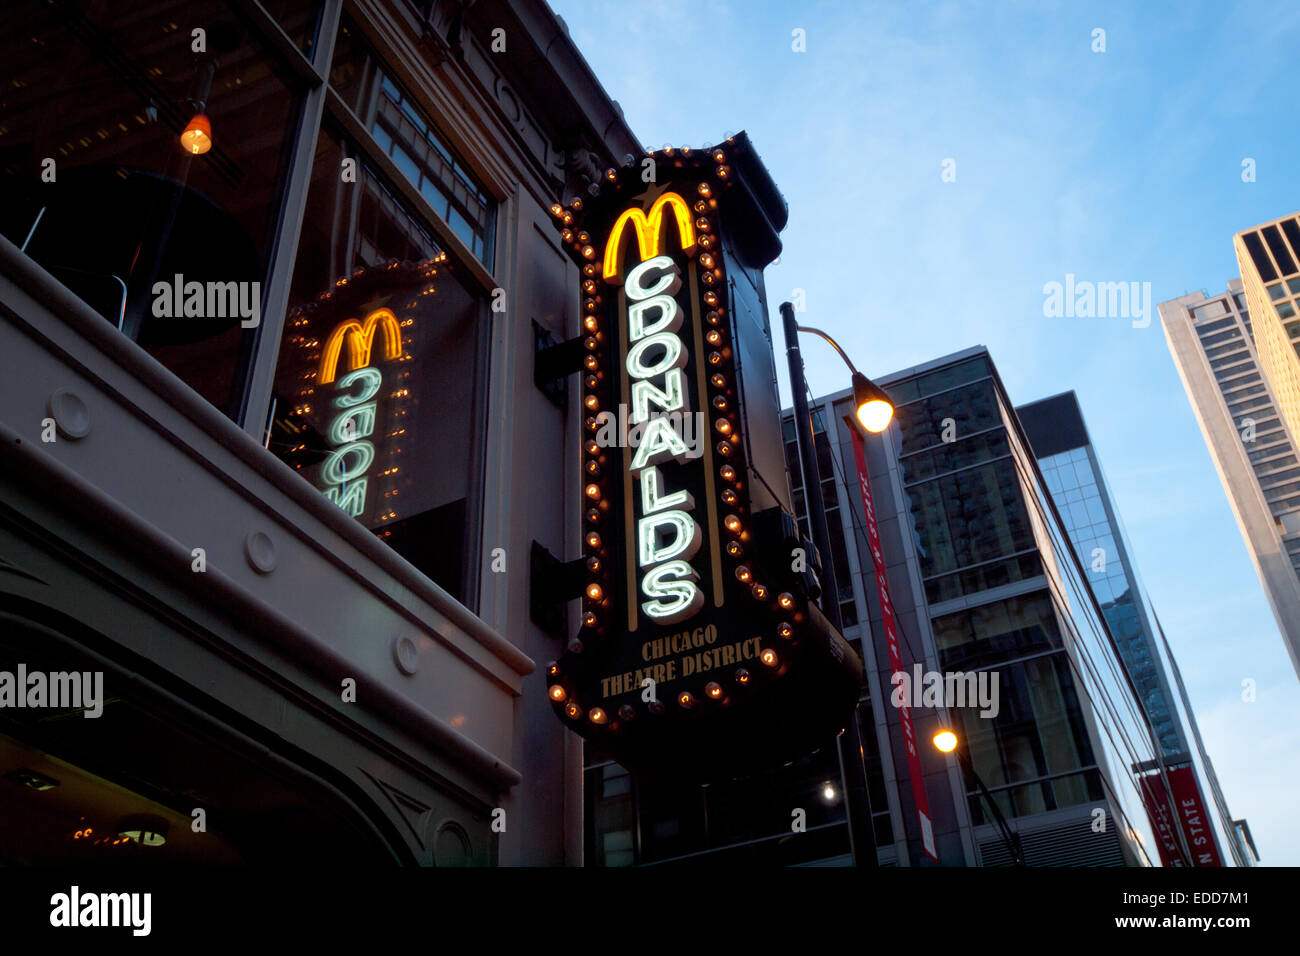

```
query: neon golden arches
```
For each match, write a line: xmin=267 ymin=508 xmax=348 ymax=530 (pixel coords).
xmin=318 ymin=308 xmax=404 ymax=384
xmin=602 ymin=192 xmax=697 ymax=283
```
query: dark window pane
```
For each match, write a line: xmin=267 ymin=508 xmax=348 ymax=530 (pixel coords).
xmin=1242 ymin=231 xmax=1278 ymax=282
xmin=0 ymin=0 xmax=302 ymax=419
xmin=1281 ymin=220 xmax=1300 ymax=270
xmin=1262 ymin=225 xmax=1298 ymax=277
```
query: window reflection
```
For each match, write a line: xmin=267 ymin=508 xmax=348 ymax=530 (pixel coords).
xmin=267 ymin=124 xmax=485 ymax=607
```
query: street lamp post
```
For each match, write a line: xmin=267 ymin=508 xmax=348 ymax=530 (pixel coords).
xmin=934 ymin=729 xmax=1024 ymax=866
xmin=780 ymin=301 xmax=892 ymax=869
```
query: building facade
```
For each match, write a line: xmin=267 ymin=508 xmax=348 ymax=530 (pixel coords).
xmin=0 ymin=0 xmax=643 ymax=864
xmin=1017 ymin=391 xmax=1256 ymax=866
xmin=1159 ymin=271 xmax=1300 ymax=681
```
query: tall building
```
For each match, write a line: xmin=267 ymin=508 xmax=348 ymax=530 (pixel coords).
xmin=1017 ymin=391 xmax=1255 ymax=866
xmin=0 ymin=0 xmax=644 ymax=864
xmin=587 ymin=345 xmax=1201 ymax=866
xmin=1159 ymin=270 xmax=1300 ymax=680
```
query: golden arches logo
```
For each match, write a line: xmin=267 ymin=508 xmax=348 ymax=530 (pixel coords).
xmin=602 ymin=193 xmax=697 ymax=283
xmin=318 ymin=308 xmax=404 ymax=384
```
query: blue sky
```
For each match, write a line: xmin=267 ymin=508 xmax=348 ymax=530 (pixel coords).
xmin=551 ymin=0 xmax=1300 ymax=865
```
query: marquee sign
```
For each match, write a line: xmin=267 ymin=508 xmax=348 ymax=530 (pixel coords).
xmin=545 ymin=137 xmax=862 ymax=777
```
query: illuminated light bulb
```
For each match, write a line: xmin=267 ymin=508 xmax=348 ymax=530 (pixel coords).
xmin=777 ymin=592 xmax=795 ymax=610
xmin=562 ymin=212 xmax=574 ymax=225
xmin=586 ymin=556 xmax=601 ymax=573
xmin=710 ymin=373 xmax=727 ymax=389
xmin=550 ymin=203 xmax=564 ymax=218
xmin=693 ymin=200 xmax=708 ymax=215
xmin=760 ymin=648 xmax=778 ymax=667
xmin=857 ymin=399 xmax=894 ymax=433
xmin=581 ymin=245 xmax=596 ymax=260
xmin=725 ymin=541 xmax=743 ymax=557
xmin=577 ymin=230 xmax=591 ymax=244
xmin=678 ymin=691 xmax=696 ymax=709
xmin=586 ymin=508 xmax=601 ymax=523
xmin=720 ymin=464 xmax=736 ymax=481
xmin=716 ymin=165 xmax=731 ymax=179
xmin=548 ymin=662 xmax=561 ymax=677
xmin=933 ymin=730 xmax=958 ymax=753
xmin=584 ymin=394 xmax=599 ymax=410
xmin=585 ymin=299 xmax=600 ymax=313
xmin=704 ymin=292 xmax=719 ymax=307
xmin=695 ymin=217 xmax=711 ymax=232
xmin=583 ymin=279 xmax=598 ymax=294
xmin=589 ymin=707 xmax=608 ymax=725
xmin=561 ymin=229 xmax=574 ymax=243
xmin=584 ymin=316 xmax=598 ymax=332
xmin=585 ymin=484 xmax=601 ymax=500
xmin=585 ymin=354 xmax=599 ymax=370
xmin=586 ymin=532 xmax=602 ymax=549
xmin=724 ymin=515 xmax=742 ymax=533
xmin=716 ymin=441 xmax=733 ymax=456
xmin=698 ymin=182 xmax=712 ymax=197
xmin=584 ymin=336 xmax=599 ymax=351
xmin=700 ymin=271 xmax=716 ymax=286
xmin=582 ymin=611 xmax=598 ymax=628
xmin=778 ymin=622 xmax=794 ymax=639
xmin=585 ymin=460 xmax=600 ymax=476
xmin=586 ymin=582 xmax=604 ymax=601
xmin=711 ymin=149 xmax=726 ymax=163
xmin=605 ymin=168 xmax=618 ymax=182
xmin=715 ymin=419 xmax=731 ymax=434
xmin=706 ymin=682 xmax=723 ymax=699
xmin=751 ymin=583 xmax=769 ymax=601
xmin=700 ymin=254 xmax=716 ymax=270
xmin=549 ymin=685 xmax=567 ymax=702
xmin=713 ymin=395 xmax=728 ymax=410
xmin=735 ymin=668 xmax=751 ymax=685
xmin=180 ymin=112 xmax=212 ymax=154
xmin=585 ymin=375 xmax=600 ymax=391
xmin=706 ymin=329 xmax=723 ymax=345
xmin=721 ymin=489 xmax=738 ymax=505
xmin=583 ymin=263 xmax=598 ymax=277
xmin=708 ymin=351 xmax=723 ymax=365
xmin=619 ymin=704 xmax=636 ymax=721
xmin=735 ymin=565 xmax=752 ymax=583
xmin=565 ymin=702 xmax=582 ymax=719
xmin=699 ymin=234 xmax=714 ymax=250
xmin=706 ymin=310 xmax=722 ymax=325
xmin=585 ymin=417 xmax=599 ymax=432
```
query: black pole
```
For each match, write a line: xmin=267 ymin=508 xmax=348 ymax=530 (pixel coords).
xmin=780 ymin=301 xmax=877 ymax=868
xmin=955 ymin=747 xmax=1023 ymax=865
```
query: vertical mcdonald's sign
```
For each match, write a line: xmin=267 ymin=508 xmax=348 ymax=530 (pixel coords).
xmin=543 ymin=135 xmax=863 ymax=779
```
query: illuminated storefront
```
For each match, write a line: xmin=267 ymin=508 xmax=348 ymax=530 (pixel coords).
xmin=0 ymin=0 xmax=641 ymax=865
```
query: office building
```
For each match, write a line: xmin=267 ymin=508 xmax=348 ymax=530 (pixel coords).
xmin=1160 ymin=266 xmax=1300 ymax=680
xmin=588 ymin=346 xmax=1191 ymax=866
xmin=1018 ymin=391 xmax=1255 ymax=866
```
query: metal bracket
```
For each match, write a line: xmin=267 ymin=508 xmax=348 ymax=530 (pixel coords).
xmin=530 ymin=541 xmax=587 ymax=639
xmin=534 ymin=321 xmax=585 ymax=409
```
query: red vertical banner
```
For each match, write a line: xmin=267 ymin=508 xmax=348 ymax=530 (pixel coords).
xmin=847 ymin=426 xmax=939 ymax=862
xmin=1138 ymin=767 xmax=1223 ymax=867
